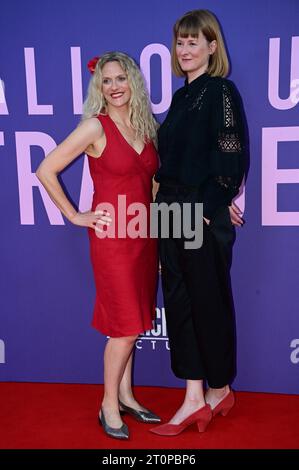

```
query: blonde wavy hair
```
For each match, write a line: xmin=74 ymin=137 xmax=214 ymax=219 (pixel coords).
xmin=82 ymin=51 xmax=158 ymax=144
xmin=171 ymin=9 xmax=229 ymax=78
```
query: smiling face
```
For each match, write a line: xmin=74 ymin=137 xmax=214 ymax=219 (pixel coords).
xmin=176 ymin=30 xmax=216 ymax=81
xmin=101 ymin=61 xmax=131 ymax=110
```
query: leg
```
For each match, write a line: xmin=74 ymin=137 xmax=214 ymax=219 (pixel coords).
xmin=119 ymin=350 xmax=149 ymax=412
xmin=159 ymin=236 xmax=205 ymax=379
xmin=101 ymin=334 xmax=138 ymax=427
xmin=157 ymin=192 xmax=208 ymax=425
xmin=182 ymin=209 xmax=236 ymax=408
xmin=205 ymin=385 xmax=230 ymax=409
xmin=169 ymin=379 xmax=206 ymax=424
xmin=181 ymin=218 xmax=236 ymax=389
xmin=159 ymin=236 xmax=207 ymax=424
xmin=165 ymin=218 xmax=234 ymax=421
xmin=157 ymin=190 xmax=205 ymax=379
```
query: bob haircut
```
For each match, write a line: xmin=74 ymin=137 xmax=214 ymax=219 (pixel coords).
xmin=171 ymin=9 xmax=229 ymax=78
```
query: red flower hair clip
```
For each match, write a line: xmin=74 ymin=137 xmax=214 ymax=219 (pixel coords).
xmin=87 ymin=56 xmax=100 ymax=74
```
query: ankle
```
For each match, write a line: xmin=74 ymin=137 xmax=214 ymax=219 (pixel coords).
xmin=183 ymin=397 xmax=206 ymax=408
xmin=119 ymin=387 xmax=133 ymax=399
xmin=208 ymin=385 xmax=230 ymax=399
xmin=119 ymin=394 xmax=134 ymax=404
xmin=101 ymin=399 xmax=120 ymax=413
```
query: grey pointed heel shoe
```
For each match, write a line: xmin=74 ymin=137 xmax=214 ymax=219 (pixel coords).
xmin=98 ymin=408 xmax=129 ymax=440
xmin=119 ymin=400 xmax=161 ymax=423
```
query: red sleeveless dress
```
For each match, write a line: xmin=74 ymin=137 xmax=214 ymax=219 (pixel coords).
xmin=87 ymin=114 xmax=159 ymax=337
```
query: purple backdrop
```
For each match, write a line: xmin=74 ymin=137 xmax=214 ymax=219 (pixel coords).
xmin=0 ymin=0 xmax=299 ymax=394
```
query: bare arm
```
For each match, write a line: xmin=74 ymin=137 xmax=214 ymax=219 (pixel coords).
xmin=36 ymin=118 xmax=109 ymax=228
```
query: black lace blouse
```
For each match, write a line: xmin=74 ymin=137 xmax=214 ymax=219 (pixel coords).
xmin=155 ymin=72 xmax=247 ymax=219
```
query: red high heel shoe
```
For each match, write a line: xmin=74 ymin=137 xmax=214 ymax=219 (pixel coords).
xmin=212 ymin=390 xmax=235 ymax=417
xmin=149 ymin=404 xmax=212 ymax=436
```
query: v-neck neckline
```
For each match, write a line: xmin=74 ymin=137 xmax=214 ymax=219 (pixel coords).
xmin=107 ymin=114 xmax=146 ymax=156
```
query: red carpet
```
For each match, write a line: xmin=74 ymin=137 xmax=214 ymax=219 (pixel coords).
xmin=0 ymin=383 xmax=298 ymax=449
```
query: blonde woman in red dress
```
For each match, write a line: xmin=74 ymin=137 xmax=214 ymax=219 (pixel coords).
xmin=36 ymin=52 xmax=160 ymax=440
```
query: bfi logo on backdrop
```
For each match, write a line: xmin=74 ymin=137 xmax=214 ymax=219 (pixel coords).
xmin=290 ymin=338 xmax=299 ymax=364
xmin=0 ymin=339 xmax=5 ymax=364
xmin=136 ymin=307 xmax=170 ymax=351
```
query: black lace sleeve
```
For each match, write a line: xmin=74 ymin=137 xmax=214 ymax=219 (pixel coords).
xmin=202 ymin=78 xmax=247 ymax=219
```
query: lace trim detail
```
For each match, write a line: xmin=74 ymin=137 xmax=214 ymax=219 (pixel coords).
xmin=188 ymin=86 xmax=208 ymax=111
xmin=222 ymin=84 xmax=234 ymax=128
xmin=218 ymin=132 xmax=242 ymax=153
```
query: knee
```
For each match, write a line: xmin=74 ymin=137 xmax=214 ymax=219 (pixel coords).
xmin=127 ymin=334 xmax=139 ymax=344
xmin=120 ymin=334 xmax=139 ymax=346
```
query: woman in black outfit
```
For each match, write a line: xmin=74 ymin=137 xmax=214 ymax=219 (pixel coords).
xmin=150 ymin=10 xmax=247 ymax=436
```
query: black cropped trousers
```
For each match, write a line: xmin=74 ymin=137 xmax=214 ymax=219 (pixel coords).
xmin=156 ymin=184 xmax=237 ymax=388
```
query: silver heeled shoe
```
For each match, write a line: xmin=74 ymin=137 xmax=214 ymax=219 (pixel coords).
xmin=119 ymin=400 xmax=161 ymax=423
xmin=98 ymin=408 xmax=129 ymax=440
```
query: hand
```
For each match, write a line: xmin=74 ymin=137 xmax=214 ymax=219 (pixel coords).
xmin=228 ymin=202 xmax=244 ymax=227
xmin=158 ymin=260 xmax=162 ymax=274
xmin=70 ymin=210 xmax=112 ymax=231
